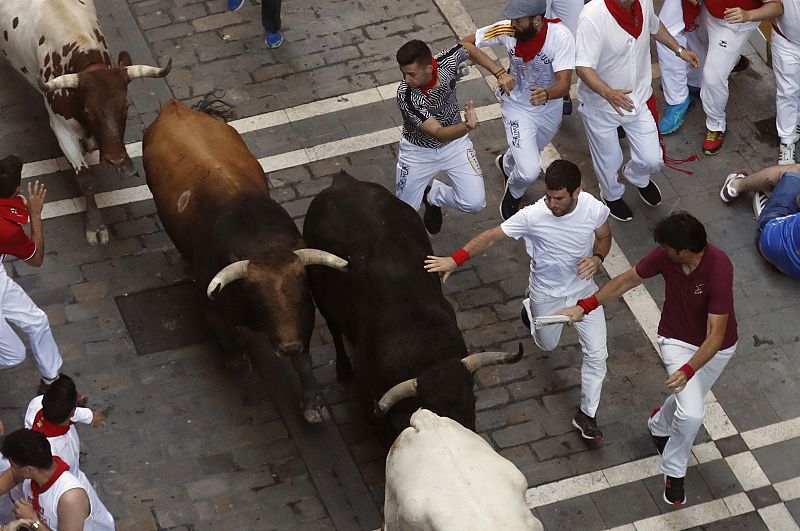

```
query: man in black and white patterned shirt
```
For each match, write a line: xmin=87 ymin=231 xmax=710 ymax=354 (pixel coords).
xmin=395 ymin=40 xmax=502 ymax=234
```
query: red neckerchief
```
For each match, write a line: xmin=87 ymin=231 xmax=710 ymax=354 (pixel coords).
xmin=31 ymin=456 xmax=70 ymax=516
xmin=682 ymin=0 xmax=701 ymax=31
xmin=514 ymin=18 xmax=561 ymax=62
xmin=604 ymin=0 xmax=644 ymax=38
xmin=646 ymin=95 xmax=698 ymax=175
xmin=33 ymin=408 xmax=73 ymax=437
xmin=0 ymin=196 xmax=29 ymax=225
xmin=420 ymin=58 xmax=438 ymax=96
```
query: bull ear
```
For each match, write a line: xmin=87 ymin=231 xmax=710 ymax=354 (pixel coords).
xmin=117 ymin=51 xmax=132 ymax=68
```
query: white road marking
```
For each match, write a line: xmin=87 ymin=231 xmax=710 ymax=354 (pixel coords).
xmin=758 ymin=504 xmax=800 ymax=531
xmin=726 ymin=452 xmax=772 ymax=491
xmin=742 ymin=417 xmax=800 ymax=450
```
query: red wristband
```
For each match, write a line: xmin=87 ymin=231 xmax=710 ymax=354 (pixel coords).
xmin=576 ymin=295 xmax=600 ymax=314
xmin=678 ymin=363 xmax=695 ymax=380
xmin=451 ymin=248 xmax=470 ymax=266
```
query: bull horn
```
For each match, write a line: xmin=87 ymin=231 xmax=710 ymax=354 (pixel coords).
xmin=293 ymin=249 xmax=348 ymax=271
xmin=40 ymin=73 xmax=80 ymax=92
xmin=374 ymin=378 xmax=418 ymax=417
xmin=126 ymin=57 xmax=172 ymax=80
xmin=460 ymin=343 xmax=524 ymax=374
xmin=206 ymin=259 xmax=250 ymax=300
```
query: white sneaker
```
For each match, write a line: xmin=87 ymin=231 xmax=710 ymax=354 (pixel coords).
xmin=720 ymin=171 xmax=746 ymax=203
xmin=753 ymin=191 xmax=768 ymax=218
xmin=779 ymin=143 xmax=796 ymax=166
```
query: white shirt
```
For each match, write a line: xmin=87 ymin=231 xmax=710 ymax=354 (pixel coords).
xmin=575 ymin=0 xmax=660 ymax=114
xmin=22 ymin=468 xmax=115 ymax=531
xmin=475 ymin=20 xmax=576 ymax=110
xmin=774 ymin=0 xmax=800 ymax=46
xmin=501 ymin=191 xmax=609 ymax=297
xmin=25 ymin=395 xmax=94 ymax=473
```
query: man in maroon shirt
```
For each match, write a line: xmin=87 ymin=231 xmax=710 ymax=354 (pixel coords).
xmin=560 ymin=211 xmax=737 ymax=506
xmin=0 ymin=156 xmax=64 ymax=395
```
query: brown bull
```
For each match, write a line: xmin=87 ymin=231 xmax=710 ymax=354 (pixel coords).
xmin=142 ymin=100 xmax=347 ymax=423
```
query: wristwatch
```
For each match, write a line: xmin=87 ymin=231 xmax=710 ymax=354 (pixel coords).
xmin=675 ymin=46 xmax=684 ymax=57
xmin=31 ymin=523 xmax=42 ymax=530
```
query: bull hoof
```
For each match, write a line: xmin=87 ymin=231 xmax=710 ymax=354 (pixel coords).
xmin=85 ymin=226 xmax=109 ymax=246
xmin=302 ymin=405 xmax=330 ymax=424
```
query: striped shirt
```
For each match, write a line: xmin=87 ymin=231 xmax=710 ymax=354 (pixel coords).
xmin=396 ymin=45 xmax=469 ymax=149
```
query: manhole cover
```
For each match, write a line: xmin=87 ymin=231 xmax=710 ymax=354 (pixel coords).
xmin=116 ymin=281 xmax=211 ymax=355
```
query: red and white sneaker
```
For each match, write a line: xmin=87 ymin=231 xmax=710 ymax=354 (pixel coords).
xmin=703 ymin=129 xmax=725 ymax=156
xmin=720 ymin=171 xmax=747 ymax=203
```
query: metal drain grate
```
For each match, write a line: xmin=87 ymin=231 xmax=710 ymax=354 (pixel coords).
xmin=116 ymin=281 xmax=211 ymax=355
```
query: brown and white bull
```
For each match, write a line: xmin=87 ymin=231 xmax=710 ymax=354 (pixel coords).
xmin=142 ymin=100 xmax=347 ymax=423
xmin=0 ymin=0 xmax=170 ymax=244
xmin=384 ymin=409 xmax=542 ymax=531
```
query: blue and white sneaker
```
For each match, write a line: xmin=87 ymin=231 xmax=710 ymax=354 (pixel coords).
xmin=265 ymin=31 xmax=284 ymax=48
xmin=227 ymin=0 xmax=246 ymax=12
xmin=659 ymin=95 xmax=692 ymax=135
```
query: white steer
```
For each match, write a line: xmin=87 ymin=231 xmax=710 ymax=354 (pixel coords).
xmin=384 ymin=409 xmax=542 ymax=531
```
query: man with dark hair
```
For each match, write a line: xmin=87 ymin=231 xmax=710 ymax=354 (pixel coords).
xmin=425 ymin=160 xmax=614 ymax=440
xmin=0 ymin=429 xmax=115 ymax=530
xmin=720 ymin=164 xmax=800 ymax=277
xmin=24 ymin=374 xmax=105 ymax=472
xmin=460 ymin=0 xmax=576 ymax=220
xmin=395 ymin=39 xmax=498 ymax=234
xmin=560 ymin=211 xmax=737 ymax=506
xmin=0 ymin=156 xmax=64 ymax=396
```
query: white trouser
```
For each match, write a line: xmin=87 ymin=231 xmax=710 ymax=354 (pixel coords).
xmin=546 ymin=0 xmax=584 ymax=36
xmin=523 ymin=283 xmax=608 ymax=417
xmin=702 ymin=15 xmax=758 ymax=132
xmin=648 ymin=337 xmax=736 ymax=477
xmin=656 ymin=0 xmax=707 ymax=105
xmin=579 ymin=102 xmax=663 ymax=202
xmin=501 ymin=99 xmax=562 ymax=199
xmin=0 ymin=270 xmax=62 ymax=382
xmin=396 ymin=135 xmax=486 ymax=213
xmin=773 ymin=33 xmax=800 ymax=144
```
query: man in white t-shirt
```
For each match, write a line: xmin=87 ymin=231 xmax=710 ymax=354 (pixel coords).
xmin=0 ymin=429 xmax=115 ymax=530
xmin=25 ymin=374 xmax=105 ymax=473
xmin=576 ymin=0 xmax=700 ymax=222
xmin=425 ymin=160 xmax=614 ymax=440
xmin=461 ymin=0 xmax=576 ymax=220
xmin=773 ymin=0 xmax=800 ymax=164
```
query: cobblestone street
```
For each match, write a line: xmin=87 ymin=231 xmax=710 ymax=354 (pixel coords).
xmin=0 ymin=0 xmax=799 ymax=529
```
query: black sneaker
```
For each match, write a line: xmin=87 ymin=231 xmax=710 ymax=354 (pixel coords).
xmin=617 ymin=126 xmax=626 ymax=139
xmin=422 ymin=184 xmax=442 ymax=234
xmin=732 ymin=55 xmax=750 ymax=73
xmin=572 ymin=408 xmax=603 ymax=441
xmin=637 ymin=180 xmax=662 ymax=207
xmin=563 ymin=94 xmax=572 ymax=116
xmin=650 ymin=408 xmax=669 ymax=455
xmin=600 ymin=194 xmax=633 ymax=222
xmin=664 ymin=475 xmax=687 ymax=506
xmin=496 ymin=154 xmax=521 ymax=220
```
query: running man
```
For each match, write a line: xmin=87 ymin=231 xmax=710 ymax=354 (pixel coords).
xmin=772 ymin=0 xmax=800 ymax=164
xmin=461 ymin=0 xmax=576 ymax=220
xmin=425 ymin=160 xmax=613 ymax=440
xmin=560 ymin=211 xmax=738 ymax=506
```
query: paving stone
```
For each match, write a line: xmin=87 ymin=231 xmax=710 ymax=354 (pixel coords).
xmin=475 ymin=386 xmax=510 ymax=410
xmin=786 ymin=498 xmax=800 ymax=526
xmin=715 ymin=434 xmax=749 ymax=457
xmin=688 ymin=511 xmax=769 ymax=530
xmin=747 ymin=485 xmax=783 ymax=510
xmin=591 ymin=480 xmax=661 ymax=528
xmin=753 ymin=438 xmax=800 ymax=484
xmin=536 ymin=493 xmax=606 ymax=531
xmin=491 ymin=420 xmax=545 ymax=448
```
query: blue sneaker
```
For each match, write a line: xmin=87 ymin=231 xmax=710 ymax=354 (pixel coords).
xmin=227 ymin=0 xmax=245 ymax=11
xmin=265 ymin=31 xmax=284 ymax=48
xmin=659 ymin=96 xmax=692 ymax=135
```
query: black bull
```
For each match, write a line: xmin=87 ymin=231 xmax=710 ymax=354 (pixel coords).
xmin=304 ymin=172 xmax=522 ymax=431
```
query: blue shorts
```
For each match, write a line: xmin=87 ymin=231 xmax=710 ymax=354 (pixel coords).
xmin=755 ymin=173 xmax=800 ymax=277
xmin=755 ymin=172 xmax=800 ymax=243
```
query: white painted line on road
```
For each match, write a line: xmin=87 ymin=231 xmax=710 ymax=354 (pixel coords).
xmin=742 ymin=417 xmax=800 ymax=450
xmin=633 ymin=496 xmax=737 ymax=531
xmin=525 ymin=470 xmax=608 ymax=508
xmin=726 ymin=452 xmax=772 ymax=491
xmin=775 ymin=477 xmax=800 ymax=502
xmin=725 ymin=492 xmax=757 ymax=517
xmin=759 ymin=503 xmax=800 ymax=531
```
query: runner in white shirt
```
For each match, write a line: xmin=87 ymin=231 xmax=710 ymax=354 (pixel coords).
xmin=773 ymin=0 xmax=800 ymax=164
xmin=425 ymin=160 xmax=614 ymax=440
xmin=462 ymin=0 xmax=576 ymax=220
xmin=24 ymin=375 xmax=105 ymax=473
xmin=0 ymin=429 xmax=115 ymax=530
xmin=575 ymin=0 xmax=699 ymax=222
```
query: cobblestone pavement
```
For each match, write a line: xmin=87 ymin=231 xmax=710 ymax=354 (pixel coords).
xmin=0 ymin=0 xmax=799 ymax=529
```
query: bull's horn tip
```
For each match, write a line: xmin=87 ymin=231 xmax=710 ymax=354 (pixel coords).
xmin=206 ymin=283 xmax=221 ymax=300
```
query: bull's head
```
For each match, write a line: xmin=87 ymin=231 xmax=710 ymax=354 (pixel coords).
xmin=39 ymin=52 xmax=171 ymax=177
xmin=374 ymin=344 xmax=524 ymax=430
xmin=205 ymin=249 xmax=348 ymax=356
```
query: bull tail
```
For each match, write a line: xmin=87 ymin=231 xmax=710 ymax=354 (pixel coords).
xmin=193 ymin=90 xmax=236 ymax=122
